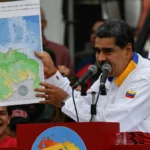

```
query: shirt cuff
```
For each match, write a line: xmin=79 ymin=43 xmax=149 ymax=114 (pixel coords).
xmin=61 ymin=95 xmax=71 ymax=107
xmin=45 ymin=71 xmax=69 ymax=87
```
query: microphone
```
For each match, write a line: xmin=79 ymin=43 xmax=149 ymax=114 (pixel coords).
xmin=72 ymin=65 xmax=98 ymax=89
xmin=100 ymin=63 xmax=112 ymax=86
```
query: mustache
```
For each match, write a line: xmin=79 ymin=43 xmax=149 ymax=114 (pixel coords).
xmin=96 ymin=61 xmax=111 ymax=69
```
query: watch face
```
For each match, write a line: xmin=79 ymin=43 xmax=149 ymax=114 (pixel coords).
xmin=18 ymin=85 xmax=28 ymax=96
xmin=61 ymin=101 xmax=65 ymax=107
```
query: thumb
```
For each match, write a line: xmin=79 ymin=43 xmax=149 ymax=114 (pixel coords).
xmin=34 ymin=50 xmax=42 ymax=59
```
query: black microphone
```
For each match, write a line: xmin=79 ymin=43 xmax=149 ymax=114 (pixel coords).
xmin=72 ymin=65 xmax=98 ymax=89
xmin=100 ymin=63 xmax=112 ymax=86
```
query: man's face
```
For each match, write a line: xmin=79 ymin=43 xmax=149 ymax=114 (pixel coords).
xmin=0 ymin=107 xmax=10 ymax=138
xmin=40 ymin=10 xmax=47 ymax=36
xmin=90 ymin=21 xmax=104 ymax=47
xmin=95 ymin=37 xmax=133 ymax=77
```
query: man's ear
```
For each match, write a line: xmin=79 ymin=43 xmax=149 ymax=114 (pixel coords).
xmin=125 ymin=43 xmax=133 ymax=59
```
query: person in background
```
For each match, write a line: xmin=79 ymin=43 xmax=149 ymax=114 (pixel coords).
xmin=0 ymin=106 xmax=16 ymax=148
xmin=41 ymin=8 xmax=74 ymax=75
xmin=90 ymin=20 xmax=105 ymax=49
xmin=76 ymin=20 xmax=105 ymax=88
xmin=57 ymin=65 xmax=71 ymax=77
xmin=8 ymin=107 xmax=30 ymax=137
xmin=35 ymin=19 xmax=150 ymax=132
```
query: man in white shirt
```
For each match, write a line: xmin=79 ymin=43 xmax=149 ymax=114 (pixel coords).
xmin=34 ymin=19 xmax=150 ymax=132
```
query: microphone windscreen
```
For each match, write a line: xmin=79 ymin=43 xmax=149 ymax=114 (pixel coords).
xmin=88 ymin=65 xmax=98 ymax=75
xmin=102 ymin=63 xmax=112 ymax=72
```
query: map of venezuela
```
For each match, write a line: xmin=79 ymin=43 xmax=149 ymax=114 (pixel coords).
xmin=0 ymin=50 xmax=40 ymax=100
xmin=38 ymin=137 xmax=79 ymax=150
xmin=0 ymin=5 xmax=44 ymax=105
xmin=32 ymin=126 xmax=86 ymax=150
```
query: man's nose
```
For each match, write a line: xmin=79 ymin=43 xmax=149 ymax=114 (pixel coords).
xmin=97 ymin=51 xmax=107 ymax=62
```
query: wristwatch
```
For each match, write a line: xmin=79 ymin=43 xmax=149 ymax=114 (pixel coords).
xmin=60 ymin=96 xmax=70 ymax=107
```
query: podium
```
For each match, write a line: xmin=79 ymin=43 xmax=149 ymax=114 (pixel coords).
xmin=16 ymin=122 xmax=119 ymax=150
xmin=111 ymin=145 xmax=150 ymax=150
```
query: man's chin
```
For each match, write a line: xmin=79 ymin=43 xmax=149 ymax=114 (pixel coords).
xmin=108 ymin=72 xmax=114 ymax=77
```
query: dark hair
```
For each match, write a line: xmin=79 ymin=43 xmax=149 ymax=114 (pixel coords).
xmin=7 ymin=106 xmax=12 ymax=116
xmin=95 ymin=19 xmax=135 ymax=51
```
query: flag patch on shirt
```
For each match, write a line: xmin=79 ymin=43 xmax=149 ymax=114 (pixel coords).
xmin=56 ymin=75 xmax=60 ymax=81
xmin=126 ymin=90 xmax=136 ymax=98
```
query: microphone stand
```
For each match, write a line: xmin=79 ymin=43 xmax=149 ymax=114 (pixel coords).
xmin=81 ymin=82 xmax=87 ymax=96
xmin=99 ymin=84 xmax=107 ymax=95
xmin=90 ymin=91 xmax=96 ymax=122
xmin=90 ymin=78 xmax=107 ymax=122
xmin=99 ymin=74 xmax=107 ymax=95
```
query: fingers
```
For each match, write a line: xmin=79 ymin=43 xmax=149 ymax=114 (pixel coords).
xmin=39 ymin=82 xmax=52 ymax=88
xmin=34 ymin=51 xmax=48 ymax=59
xmin=34 ymin=82 xmax=63 ymax=107
xmin=34 ymin=83 xmax=55 ymax=99
xmin=35 ymin=93 xmax=50 ymax=103
xmin=35 ymin=87 xmax=49 ymax=93
xmin=34 ymin=50 xmax=42 ymax=58
xmin=34 ymin=82 xmax=52 ymax=89
xmin=35 ymin=93 xmax=46 ymax=99
xmin=38 ymin=82 xmax=57 ymax=90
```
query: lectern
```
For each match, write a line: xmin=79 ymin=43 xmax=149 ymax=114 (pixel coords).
xmin=16 ymin=122 xmax=119 ymax=150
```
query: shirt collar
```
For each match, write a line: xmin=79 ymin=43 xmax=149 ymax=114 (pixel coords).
xmin=108 ymin=52 xmax=138 ymax=86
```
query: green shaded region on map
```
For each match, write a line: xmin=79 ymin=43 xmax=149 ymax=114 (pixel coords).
xmin=0 ymin=50 xmax=40 ymax=99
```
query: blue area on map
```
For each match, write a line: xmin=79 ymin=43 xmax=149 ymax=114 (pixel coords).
xmin=24 ymin=15 xmax=39 ymax=23
xmin=0 ymin=15 xmax=41 ymax=53
xmin=32 ymin=126 xmax=86 ymax=150
xmin=0 ymin=19 xmax=10 ymax=45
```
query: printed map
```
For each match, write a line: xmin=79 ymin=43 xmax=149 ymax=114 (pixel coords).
xmin=32 ymin=126 xmax=86 ymax=150
xmin=0 ymin=15 xmax=44 ymax=105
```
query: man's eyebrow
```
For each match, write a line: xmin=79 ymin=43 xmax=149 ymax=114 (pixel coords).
xmin=102 ymin=47 xmax=114 ymax=51
xmin=93 ymin=47 xmax=114 ymax=51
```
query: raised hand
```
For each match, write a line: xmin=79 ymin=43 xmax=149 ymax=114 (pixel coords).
xmin=34 ymin=82 xmax=69 ymax=107
xmin=34 ymin=51 xmax=57 ymax=79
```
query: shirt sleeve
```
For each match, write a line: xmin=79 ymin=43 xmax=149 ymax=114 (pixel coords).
xmin=45 ymin=71 xmax=81 ymax=97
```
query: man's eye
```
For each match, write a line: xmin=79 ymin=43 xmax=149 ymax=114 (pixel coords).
xmin=103 ymin=48 xmax=114 ymax=52
xmin=93 ymin=48 xmax=100 ymax=53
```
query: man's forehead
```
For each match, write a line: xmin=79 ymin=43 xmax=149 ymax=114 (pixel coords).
xmin=95 ymin=37 xmax=116 ymax=47
xmin=95 ymin=37 xmax=115 ymax=41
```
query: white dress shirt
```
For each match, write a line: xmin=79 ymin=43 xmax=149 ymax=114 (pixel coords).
xmin=46 ymin=53 xmax=150 ymax=132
